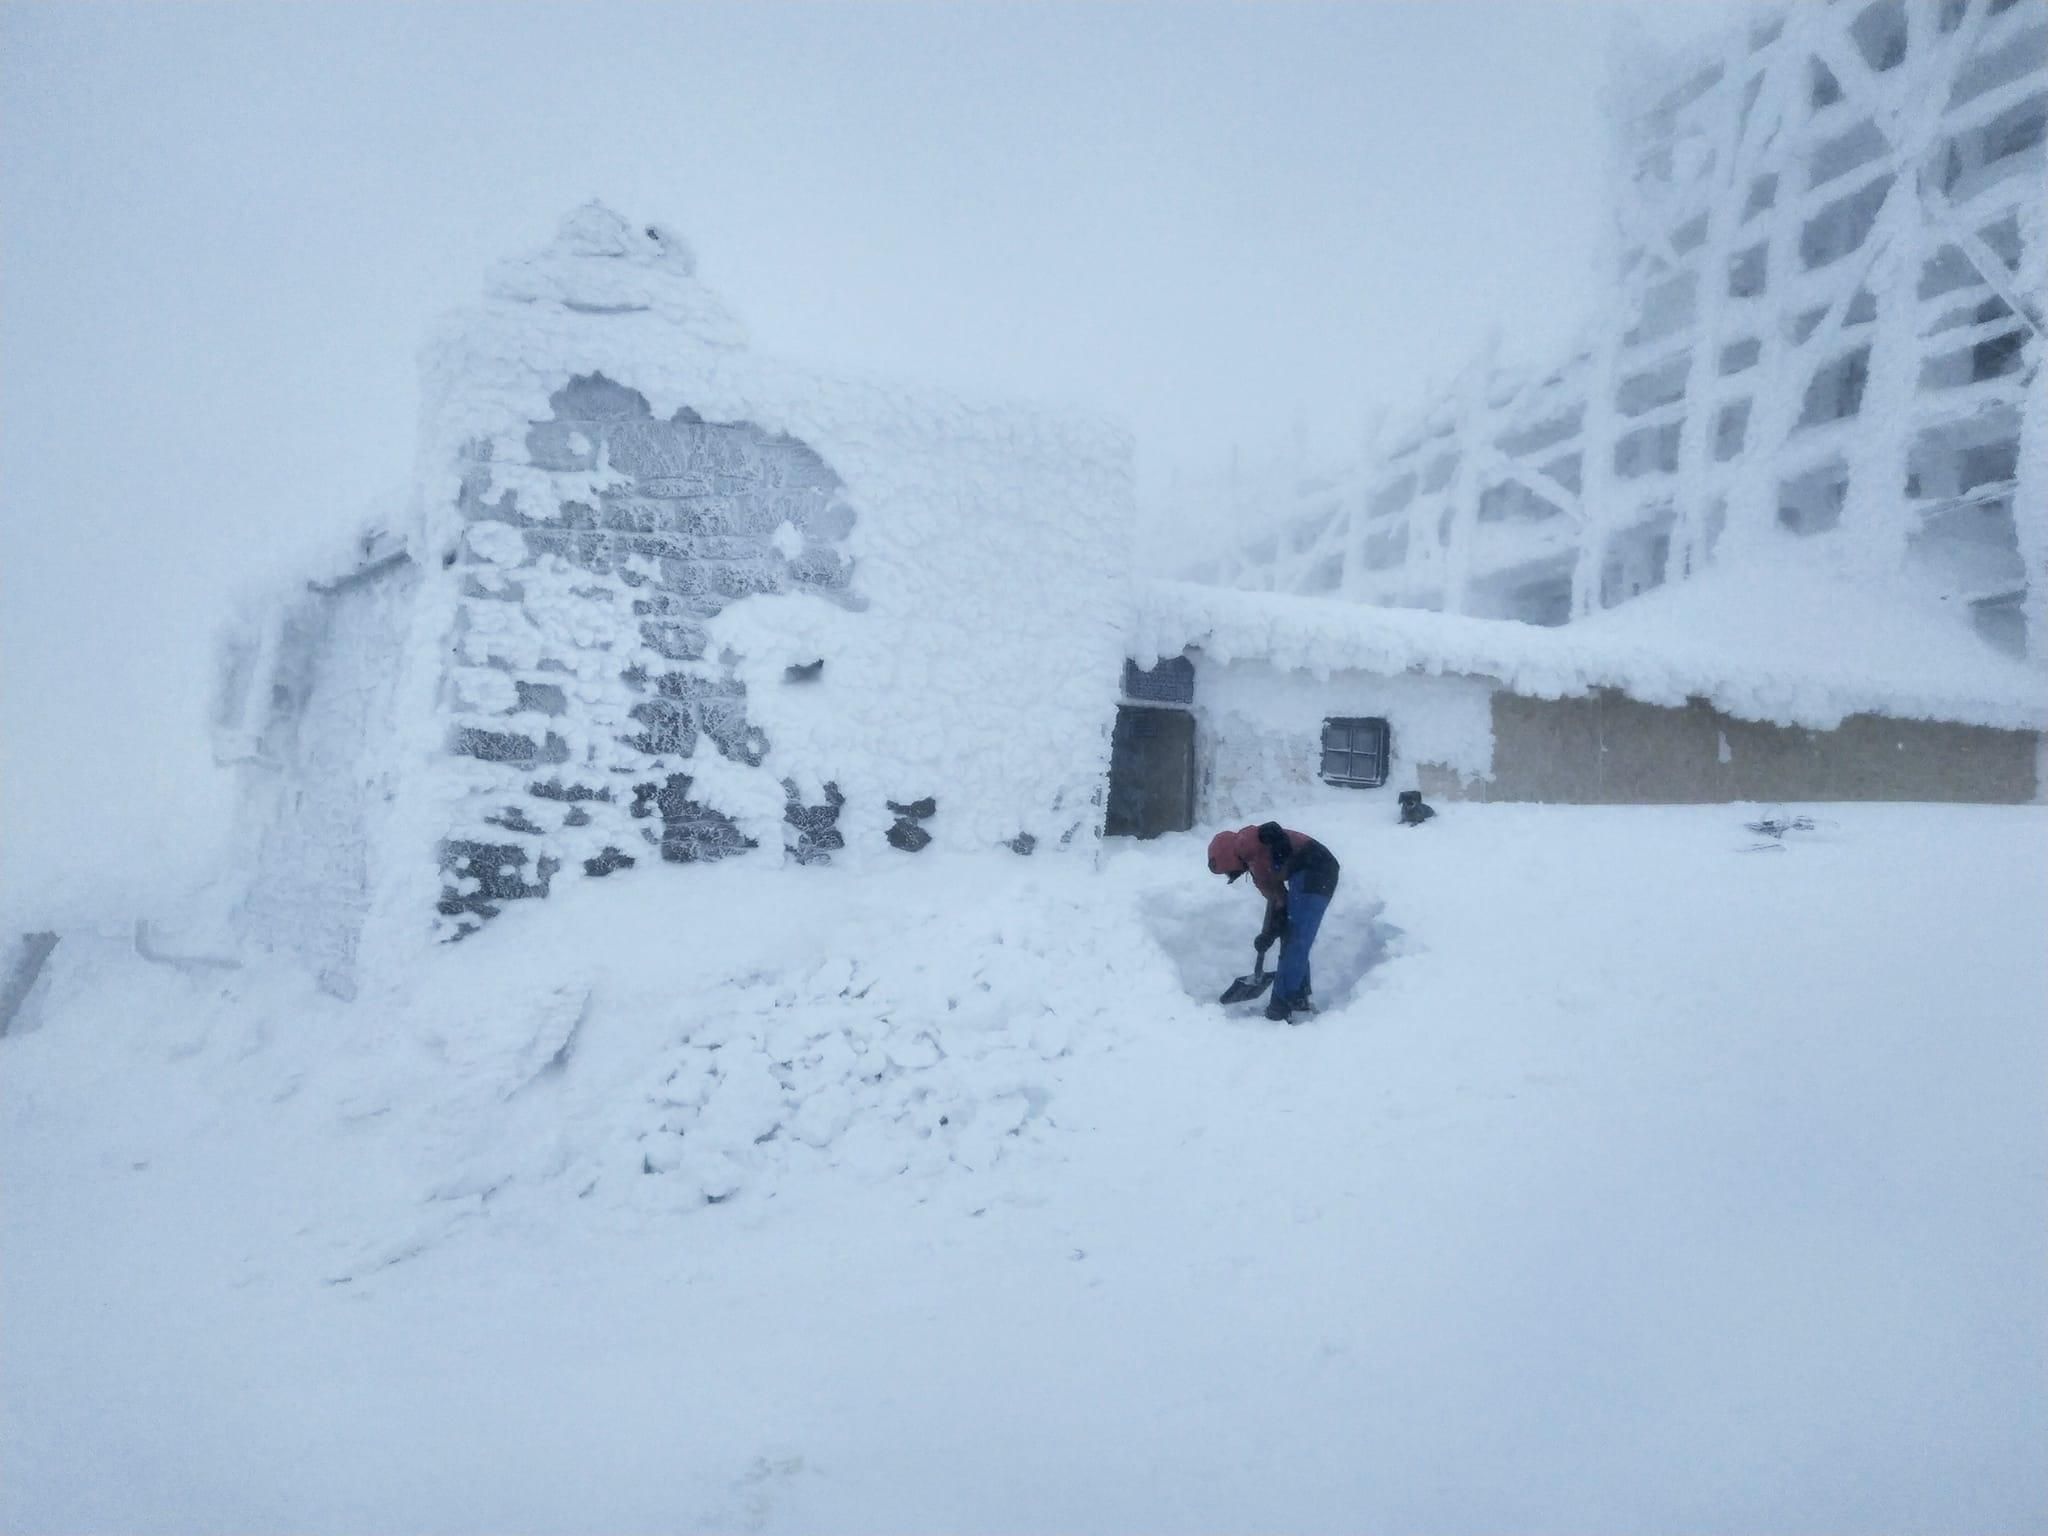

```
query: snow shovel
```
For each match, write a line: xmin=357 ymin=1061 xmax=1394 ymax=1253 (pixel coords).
xmin=1218 ymin=947 xmax=1273 ymax=1005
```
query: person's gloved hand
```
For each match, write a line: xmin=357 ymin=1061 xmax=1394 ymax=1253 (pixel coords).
xmin=1253 ymin=932 xmax=1275 ymax=957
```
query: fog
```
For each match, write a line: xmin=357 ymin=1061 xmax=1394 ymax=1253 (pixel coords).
xmin=0 ymin=0 xmax=1732 ymax=913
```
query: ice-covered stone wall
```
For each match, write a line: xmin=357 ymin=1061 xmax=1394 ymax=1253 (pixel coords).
xmin=226 ymin=205 xmax=1133 ymax=986
xmin=435 ymin=380 xmax=861 ymax=937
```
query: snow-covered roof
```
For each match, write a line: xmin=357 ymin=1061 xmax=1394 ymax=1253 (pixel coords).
xmin=1130 ymin=556 xmax=2046 ymax=733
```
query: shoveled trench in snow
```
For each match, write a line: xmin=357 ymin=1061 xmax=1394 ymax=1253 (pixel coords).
xmin=1143 ymin=874 xmax=1401 ymax=1012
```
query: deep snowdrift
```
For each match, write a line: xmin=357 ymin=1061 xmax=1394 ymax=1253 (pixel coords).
xmin=4 ymin=802 xmax=2045 ymax=1534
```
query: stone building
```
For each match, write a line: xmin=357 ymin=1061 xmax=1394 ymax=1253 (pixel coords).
xmin=215 ymin=206 xmax=1132 ymax=993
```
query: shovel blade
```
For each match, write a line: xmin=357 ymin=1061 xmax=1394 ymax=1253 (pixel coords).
xmin=1218 ymin=970 xmax=1274 ymax=1005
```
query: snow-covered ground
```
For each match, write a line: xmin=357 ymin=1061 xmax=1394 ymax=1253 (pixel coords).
xmin=4 ymin=801 xmax=2044 ymax=1535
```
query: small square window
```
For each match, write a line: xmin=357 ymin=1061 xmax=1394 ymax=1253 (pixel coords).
xmin=1321 ymin=717 xmax=1390 ymax=788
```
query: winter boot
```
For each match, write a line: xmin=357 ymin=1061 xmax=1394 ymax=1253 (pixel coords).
xmin=1263 ymin=995 xmax=1293 ymax=1022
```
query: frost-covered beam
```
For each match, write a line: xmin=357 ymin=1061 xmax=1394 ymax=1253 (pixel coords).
xmin=1440 ymin=340 xmax=1499 ymax=616
xmin=1920 ymin=187 xmax=2048 ymax=338
xmin=1668 ymin=26 xmax=1759 ymax=583
xmin=2012 ymin=194 xmax=2048 ymax=672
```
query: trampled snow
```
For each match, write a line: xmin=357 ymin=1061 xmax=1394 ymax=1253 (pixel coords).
xmin=5 ymin=801 xmax=2044 ymax=1534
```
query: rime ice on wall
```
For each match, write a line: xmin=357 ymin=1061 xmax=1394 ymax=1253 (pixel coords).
xmin=226 ymin=205 xmax=1133 ymax=982
xmin=438 ymin=378 xmax=858 ymax=937
xmin=1190 ymin=0 xmax=2046 ymax=661
xmin=214 ymin=537 xmax=418 ymax=998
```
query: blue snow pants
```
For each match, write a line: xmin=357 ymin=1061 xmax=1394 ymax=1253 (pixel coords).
xmin=1275 ymin=868 xmax=1332 ymax=1007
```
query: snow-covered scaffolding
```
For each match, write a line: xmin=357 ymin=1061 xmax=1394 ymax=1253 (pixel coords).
xmin=1195 ymin=0 xmax=2046 ymax=659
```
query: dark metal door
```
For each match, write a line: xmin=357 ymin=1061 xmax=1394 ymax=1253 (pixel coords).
xmin=1106 ymin=705 xmax=1195 ymax=838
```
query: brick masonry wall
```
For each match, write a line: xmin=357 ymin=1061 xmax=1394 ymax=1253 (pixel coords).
xmin=437 ymin=373 xmax=861 ymax=938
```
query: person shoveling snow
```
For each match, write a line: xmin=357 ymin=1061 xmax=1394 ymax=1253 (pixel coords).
xmin=1207 ymin=821 xmax=1341 ymax=1023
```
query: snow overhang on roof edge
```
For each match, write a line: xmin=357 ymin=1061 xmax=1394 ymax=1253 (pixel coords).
xmin=1128 ymin=579 xmax=2048 ymax=735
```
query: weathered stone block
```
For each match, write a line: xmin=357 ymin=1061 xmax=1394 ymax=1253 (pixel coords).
xmin=656 ymin=557 xmax=710 ymax=595
xmin=700 ymin=698 xmax=769 ymax=765
xmin=886 ymin=795 xmax=936 ymax=853
xmin=784 ymin=779 xmax=846 ymax=866
xmin=672 ymin=503 xmax=734 ymax=537
xmin=656 ymin=671 xmax=744 ymax=704
xmin=484 ymin=805 xmax=546 ymax=835
xmin=712 ymin=562 xmax=782 ymax=599
xmin=627 ymin=698 xmax=697 ymax=757
xmin=788 ymin=548 xmax=852 ymax=589
xmin=583 ymin=846 xmax=636 ymax=877
xmin=607 ymin=421 xmax=704 ymax=478
xmin=599 ymin=497 xmax=666 ymax=534
xmin=438 ymin=840 xmax=559 ymax=924
xmin=631 ymin=773 xmax=757 ymax=864
xmin=525 ymin=420 xmax=598 ymax=472
xmin=453 ymin=727 xmax=570 ymax=767
xmin=455 ymin=727 xmax=537 ymax=763
xmin=514 ymin=681 xmax=568 ymax=717
xmin=639 ymin=619 xmax=707 ymax=661
xmin=636 ymin=475 xmax=718 ymax=499
xmin=529 ymin=778 xmax=614 ymax=802
xmin=886 ymin=821 xmax=933 ymax=853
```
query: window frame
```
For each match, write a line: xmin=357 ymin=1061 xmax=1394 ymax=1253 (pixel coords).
xmin=1320 ymin=716 xmax=1392 ymax=789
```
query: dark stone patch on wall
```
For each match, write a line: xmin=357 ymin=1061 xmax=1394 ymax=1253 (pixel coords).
xmin=438 ymin=840 xmax=560 ymax=926
xmin=583 ymin=846 xmax=637 ymax=877
xmin=455 ymin=727 xmax=571 ymax=767
xmin=514 ymin=681 xmax=568 ymax=717
xmin=1007 ymin=833 xmax=1037 ymax=855
xmin=529 ymin=778 xmax=614 ymax=802
xmin=640 ymin=618 xmax=709 ymax=662
xmin=886 ymin=796 xmax=937 ymax=852
xmin=700 ymin=698 xmax=770 ymax=765
xmin=440 ymin=372 xmax=861 ymax=935
xmin=783 ymin=659 xmax=824 ymax=684
xmin=627 ymin=698 xmax=698 ymax=757
xmin=550 ymin=374 xmax=655 ymax=422
xmin=632 ymin=773 xmax=758 ymax=863
xmin=784 ymin=780 xmax=846 ymax=865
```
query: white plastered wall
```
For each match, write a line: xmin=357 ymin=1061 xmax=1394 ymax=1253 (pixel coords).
xmin=1189 ymin=653 xmax=1496 ymax=824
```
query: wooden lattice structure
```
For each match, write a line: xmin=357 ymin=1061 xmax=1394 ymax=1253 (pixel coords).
xmin=1195 ymin=0 xmax=2046 ymax=660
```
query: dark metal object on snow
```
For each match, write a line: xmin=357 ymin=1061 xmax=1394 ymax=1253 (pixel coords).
xmin=0 ymin=932 xmax=59 ymax=1037
xmin=1218 ymin=948 xmax=1274 ymax=1005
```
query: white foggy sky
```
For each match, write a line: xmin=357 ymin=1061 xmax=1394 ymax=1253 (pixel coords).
xmin=0 ymin=0 xmax=1732 ymax=910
